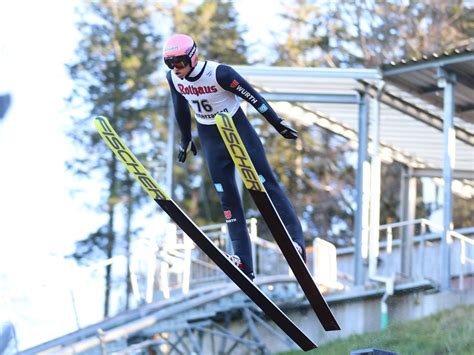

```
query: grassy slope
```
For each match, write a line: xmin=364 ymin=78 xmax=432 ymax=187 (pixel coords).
xmin=279 ymin=304 xmax=474 ymax=355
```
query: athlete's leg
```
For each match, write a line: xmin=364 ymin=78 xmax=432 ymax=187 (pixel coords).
xmin=233 ymin=110 xmax=306 ymax=260
xmin=198 ymin=122 xmax=255 ymax=278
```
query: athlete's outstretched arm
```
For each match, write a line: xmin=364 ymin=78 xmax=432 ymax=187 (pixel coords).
xmin=216 ymin=64 xmax=297 ymax=139
xmin=166 ymin=71 xmax=198 ymax=162
xmin=166 ymin=71 xmax=192 ymax=144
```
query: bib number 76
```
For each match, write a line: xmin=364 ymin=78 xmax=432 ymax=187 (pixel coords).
xmin=192 ymin=99 xmax=213 ymax=113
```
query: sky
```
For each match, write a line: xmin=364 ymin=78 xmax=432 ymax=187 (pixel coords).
xmin=0 ymin=0 xmax=283 ymax=350
xmin=0 ymin=1 xmax=106 ymax=349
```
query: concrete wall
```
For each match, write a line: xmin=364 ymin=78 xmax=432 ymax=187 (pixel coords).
xmin=218 ymin=287 xmax=474 ymax=354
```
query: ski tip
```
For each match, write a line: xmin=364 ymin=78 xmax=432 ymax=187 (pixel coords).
xmin=94 ymin=115 xmax=111 ymax=131
xmin=94 ymin=115 xmax=109 ymax=122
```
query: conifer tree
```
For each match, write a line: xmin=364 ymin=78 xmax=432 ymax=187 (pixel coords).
xmin=67 ymin=0 xmax=162 ymax=316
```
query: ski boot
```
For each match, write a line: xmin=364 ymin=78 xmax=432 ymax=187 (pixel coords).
xmin=293 ymin=241 xmax=305 ymax=260
xmin=226 ymin=253 xmax=255 ymax=280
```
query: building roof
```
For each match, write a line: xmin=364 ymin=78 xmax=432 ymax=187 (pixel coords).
xmin=233 ymin=62 xmax=473 ymax=198
xmin=382 ymin=47 xmax=474 ymax=125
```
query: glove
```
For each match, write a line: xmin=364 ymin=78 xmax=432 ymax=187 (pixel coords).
xmin=178 ymin=140 xmax=197 ymax=163
xmin=274 ymin=119 xmax=298 ymax=139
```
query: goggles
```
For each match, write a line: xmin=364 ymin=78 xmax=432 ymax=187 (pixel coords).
xmin=164 ymin=55 xmax=190 ymax=69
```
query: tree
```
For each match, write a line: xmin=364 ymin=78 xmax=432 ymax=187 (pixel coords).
xmin=327 ymin=0 xmax=472 ymax=66
xmin=272 ymin=0 xmax=331 ymax=67
xmin=171 ymin=0 xmax=248 ymax=64
xmin=271 ymin=0 xmax=473 ymax=67
xmin=258 ymin=1 xmax=358 ymax=245
xmin=265 ymin=0 xmax=474 ymax=245
xmin=67 ymin=0 xmax=163 ymax=316
xmin=257 ymin=109 xmax=357 ymax=245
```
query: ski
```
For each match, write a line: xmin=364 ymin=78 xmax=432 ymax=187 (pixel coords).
xmin=215 ymin=112 xmax=340 ymax=332
xmin=94 ymin=116 xmax=317 ymax=351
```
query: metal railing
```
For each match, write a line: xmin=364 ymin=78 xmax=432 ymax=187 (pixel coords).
xmin=136 ymin=217 xmax=474 ymax=301
xmin=64 ymin=217 xmax=474 ymax=323
xmin=362 ymin=218 xmax=474 ymax=289
xmin=155 ymin=218 xmax=289 ymax=298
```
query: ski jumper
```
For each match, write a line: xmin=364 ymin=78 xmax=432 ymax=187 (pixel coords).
xmin=166 ymin=61 xmax=305 ymax=278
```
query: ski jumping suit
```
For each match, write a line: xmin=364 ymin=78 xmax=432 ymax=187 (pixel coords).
xmin=167 ymin=61 xmax=305 ymax=278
